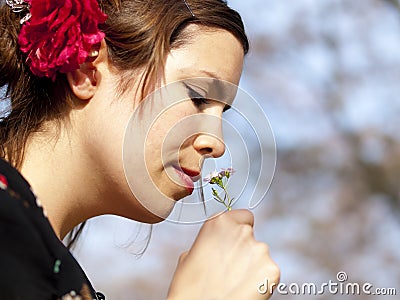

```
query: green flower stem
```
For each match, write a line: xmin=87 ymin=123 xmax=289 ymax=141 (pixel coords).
xmin=214 ymin=181 xmax=232 ymax=211
xmin=206 ymin=168 xmax=235 ymax=211
xmin=221 ymin=185 xmax=232 ymax=211
xmin=213 ymin=192 xmax=225 ymax=204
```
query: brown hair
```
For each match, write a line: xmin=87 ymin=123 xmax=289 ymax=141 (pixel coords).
xmin=0 ymin=0 xmax=249 ymax=169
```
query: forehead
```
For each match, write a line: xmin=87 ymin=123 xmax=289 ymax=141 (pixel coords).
xmin=164 ymin=25 xmax=245 ymax=87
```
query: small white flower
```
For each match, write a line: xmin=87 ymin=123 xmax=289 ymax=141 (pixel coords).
xmin=203 ymin=170 xmax=220 ymax=182
xmin=204 ymin=166 xmax=235 ymax=211
xmin=211 ymin=170 xmax=220 ymax=178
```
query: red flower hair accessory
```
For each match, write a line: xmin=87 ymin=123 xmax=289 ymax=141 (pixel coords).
xmin=18 ymin=0 xmax=107 ymax=81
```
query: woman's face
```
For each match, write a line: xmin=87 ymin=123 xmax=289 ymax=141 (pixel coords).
xmin=96 ymin=26 xmax=244 ymax=222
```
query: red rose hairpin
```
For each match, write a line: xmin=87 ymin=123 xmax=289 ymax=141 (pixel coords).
xmin=7 ymin=0 xmax=107 ymax=81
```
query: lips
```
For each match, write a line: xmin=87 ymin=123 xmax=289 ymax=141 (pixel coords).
xmin=173 ymin=166 xmax=201 ymax=194
xmin=181 ymin=167 xmax=201 ymax=178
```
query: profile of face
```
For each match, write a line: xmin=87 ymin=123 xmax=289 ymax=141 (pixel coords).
xmin=96 ymin=25 xmax=244 ymax=223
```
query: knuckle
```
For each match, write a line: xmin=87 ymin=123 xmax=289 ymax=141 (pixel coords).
xmin=241 ymin=209 xmax=254 ymax=222
xmin=255 ymin=241 xmax=270 ymax=255
xmin=269 ymin=261 xmax=281 ymax=282
xmin=264 ymin=258 xmax=280 ymax=284
xmin=272 ymin=266 xmax=281 ymax=284
xmin=178 ymin=251 xmax=189 ymax=263
xmin=238 ymin=224 xmax=253 ymax=238
xmin=235 ymin=209 xmax=255 ymax=225
xmin=254 ymin=243 xmax=280 ymax=282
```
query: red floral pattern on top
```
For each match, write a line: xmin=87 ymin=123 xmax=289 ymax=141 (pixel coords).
xmin=18 ymin=0 xmax=107 ymax=81
xmin=0 ymin=174 xmax=8 ymax=190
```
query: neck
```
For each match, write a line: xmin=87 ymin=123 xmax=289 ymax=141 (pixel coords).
xmin=20 ymin=124 xmax=101 ymax=240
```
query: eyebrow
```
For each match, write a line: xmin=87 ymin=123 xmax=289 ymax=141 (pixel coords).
xmin=197 ymin=69 xmax=223 ymax=81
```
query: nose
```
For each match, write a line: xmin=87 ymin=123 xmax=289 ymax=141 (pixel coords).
xmin=193 ymin=133 xmax=225 ymax=158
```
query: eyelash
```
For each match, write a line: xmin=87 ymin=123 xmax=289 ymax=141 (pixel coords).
xmin=191 ymin=97 xmax=210 ymax=108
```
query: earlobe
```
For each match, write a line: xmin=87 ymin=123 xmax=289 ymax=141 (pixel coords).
xmin=67 ymin=64 xmax=97 ymax=101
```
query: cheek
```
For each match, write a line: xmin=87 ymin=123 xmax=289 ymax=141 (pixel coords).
xmin=144 ymin=128 xmax=163 ymax=172
xmin=145 ymin=103 xmax=195 ymax=151
xmin=144 ymin=113 xmax=180 ymax=172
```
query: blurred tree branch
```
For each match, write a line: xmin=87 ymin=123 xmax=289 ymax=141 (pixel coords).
xmin=384 ymin=0 xmax=400 ymax=10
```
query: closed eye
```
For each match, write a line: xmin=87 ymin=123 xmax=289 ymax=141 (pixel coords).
xmin=185 ymin=83 xmax=208 ymax=108
xmin=184 ymin=82 xmax=230 ymax=111
xmin=191 ymin=97 xmax=210 ymax=108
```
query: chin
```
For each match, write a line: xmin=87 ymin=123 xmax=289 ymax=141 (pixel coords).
xmin=142 ymin=213 xmax=166 ymax=224
xmin=118 ymin=182 xmax=191 ymax=223
xmin=140 ymin=190 xmax=190 ymax=223
xmin=121 ymin=207 xmax=168 ymax=224
xmin=134 ymin=197 xmax=178 ymax=224
xmin=172 ymin=190 xmax=192 ymax=201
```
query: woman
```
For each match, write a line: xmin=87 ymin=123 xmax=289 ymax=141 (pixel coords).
xmin=0 ymin=0 xmax=280 ymax=299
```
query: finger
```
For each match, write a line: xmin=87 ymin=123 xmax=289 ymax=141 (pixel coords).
xmin=178 ymin=251 xmax=189 ymax=264
xmin=225 ymin=209 xmax=254 ymax=227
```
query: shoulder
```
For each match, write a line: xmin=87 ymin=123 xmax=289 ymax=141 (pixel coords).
xmin=0 ymin=158 xmax=97 ymax=300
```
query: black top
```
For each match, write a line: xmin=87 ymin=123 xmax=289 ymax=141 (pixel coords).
xmin=0 ymin=158 xmax=105 ymax=300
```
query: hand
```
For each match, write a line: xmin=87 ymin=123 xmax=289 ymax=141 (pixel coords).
xmin=167 ymin=209 xmax=280 ymax=300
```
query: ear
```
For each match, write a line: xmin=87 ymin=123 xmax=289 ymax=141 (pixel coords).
xmin=66 ymin=41 xmax=106 ymax=100
xmin=67 ymin=61 xmax=97 ymax=101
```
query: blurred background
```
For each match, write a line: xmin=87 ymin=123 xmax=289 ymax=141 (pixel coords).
xmin=71 ymin=0 xmax=400 ymax=299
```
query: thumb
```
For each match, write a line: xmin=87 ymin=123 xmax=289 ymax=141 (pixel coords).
xmin=207 ymin=209 xmax=255 ymax=227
